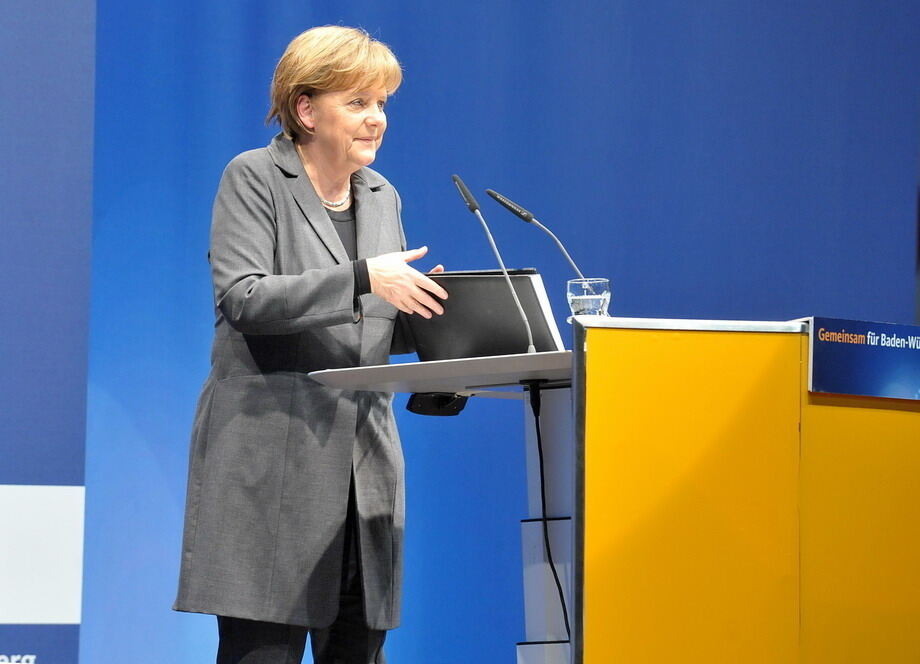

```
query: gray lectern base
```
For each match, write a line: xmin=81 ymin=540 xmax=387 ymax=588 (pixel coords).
xmin=309 ymin=351 xmax=575 ymax=664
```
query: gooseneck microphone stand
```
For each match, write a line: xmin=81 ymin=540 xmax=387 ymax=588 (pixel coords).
xmin=485 ymin=188 xmax=585 ymax=279
xmin=451 ymin=174 xmax=536 ymax=354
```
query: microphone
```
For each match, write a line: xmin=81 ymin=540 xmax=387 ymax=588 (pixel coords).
xmin=485 ymin=189 xmax=585 ymax=279
xmin=452 ymin=173 xmax=479 ymax=213
xmin=451 ymin=174 xmax=536 ymax=354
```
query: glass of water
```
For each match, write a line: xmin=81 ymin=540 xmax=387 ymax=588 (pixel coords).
xmin=567 ymin=278 xmax=611 ymax=321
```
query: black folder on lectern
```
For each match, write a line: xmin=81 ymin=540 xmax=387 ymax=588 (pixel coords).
xmin=405 ymin=269 xmax=565 ymax=362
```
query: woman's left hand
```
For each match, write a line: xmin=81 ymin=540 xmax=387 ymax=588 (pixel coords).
xmin=366 ymin=246 xmax=448 ymax=318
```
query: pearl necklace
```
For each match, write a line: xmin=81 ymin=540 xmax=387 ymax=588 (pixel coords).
xmin=321 ymin=190 xmax=351 ymax=208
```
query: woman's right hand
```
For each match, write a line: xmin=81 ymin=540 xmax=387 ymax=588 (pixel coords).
xmin=366 ymin=246 xmax=448 ymax=318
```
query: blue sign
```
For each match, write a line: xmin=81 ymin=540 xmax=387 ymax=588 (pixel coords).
xmin=809 ymin=317 xmax=920 ymax=401
xmin=0 ymin=626 xmax=79 ymax=663
xmin=1 ymin=1 xmax=93 ymax=660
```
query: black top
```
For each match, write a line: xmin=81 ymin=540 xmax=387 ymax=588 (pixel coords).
xmin=326 ymin=204 xmax=371 ymax=298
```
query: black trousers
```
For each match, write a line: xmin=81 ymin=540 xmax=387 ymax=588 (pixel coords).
xmin=216 ymin=480 xmax=387 ymax=664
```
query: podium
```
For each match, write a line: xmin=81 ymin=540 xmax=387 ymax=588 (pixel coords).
xmin=310 ymin=316 xmax=920 ymax=664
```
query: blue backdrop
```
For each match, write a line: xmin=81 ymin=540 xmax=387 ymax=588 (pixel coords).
xmin=81 ymin=2 xmax=918 ymax=663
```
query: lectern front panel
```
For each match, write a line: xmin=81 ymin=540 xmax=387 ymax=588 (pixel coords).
xmin=578 ymin=326 xmax=801 ymax=663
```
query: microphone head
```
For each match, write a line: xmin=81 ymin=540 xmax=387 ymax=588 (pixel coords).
xmin=485 ymin=188 xmax=534 ymax=222
xmin=451 ymin=174 xmax=480 ymax=213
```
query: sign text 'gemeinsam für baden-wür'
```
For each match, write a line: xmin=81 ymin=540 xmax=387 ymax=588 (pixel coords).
xmin=810 ymin=317 xmax=920 ymax=401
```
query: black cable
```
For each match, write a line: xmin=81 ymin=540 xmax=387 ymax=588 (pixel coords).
xmin=524 ymin=380 xmax=572 ymax=641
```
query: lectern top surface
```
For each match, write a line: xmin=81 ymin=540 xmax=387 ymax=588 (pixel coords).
xmin=574 ymin=316 xmax=807 ymax=334
xmin=308 ymin=350 xmax=572 ymax=395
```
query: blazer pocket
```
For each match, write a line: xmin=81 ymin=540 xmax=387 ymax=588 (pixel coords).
xmin=200 ymin=373 xmax=294 ymax=502
xmin=360 ymin=294 xmax=398 ymax=320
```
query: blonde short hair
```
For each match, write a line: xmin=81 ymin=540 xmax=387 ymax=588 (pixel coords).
xmin=267 ymin=26 xmax=403 ymax=139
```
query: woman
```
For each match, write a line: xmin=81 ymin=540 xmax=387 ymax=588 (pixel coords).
xmin=174 ymin=26 xmax=447 ymax=664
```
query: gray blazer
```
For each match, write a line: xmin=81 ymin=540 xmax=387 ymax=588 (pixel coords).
xmin=174 ymin=133 xmax=409 ymax=629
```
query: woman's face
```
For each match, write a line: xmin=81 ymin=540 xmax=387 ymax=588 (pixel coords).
xmin=298 ymin=86 xmax=388 ymax=172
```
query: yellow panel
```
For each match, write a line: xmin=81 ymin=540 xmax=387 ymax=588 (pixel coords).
xmin=800 ymin=334 xmax=920 ymax=663
xmin=583 ymin=327 xmax=801 ymax=663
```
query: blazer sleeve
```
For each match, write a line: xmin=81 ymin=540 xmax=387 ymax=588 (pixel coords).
xmin=210 ymin=153 xmax=358 ymax=335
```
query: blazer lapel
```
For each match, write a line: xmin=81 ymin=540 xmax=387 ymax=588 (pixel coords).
xmin=353 ymin=174 xmax=382 ymax=260
xmin=268 ymin=134 xmax=349 ymax=265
